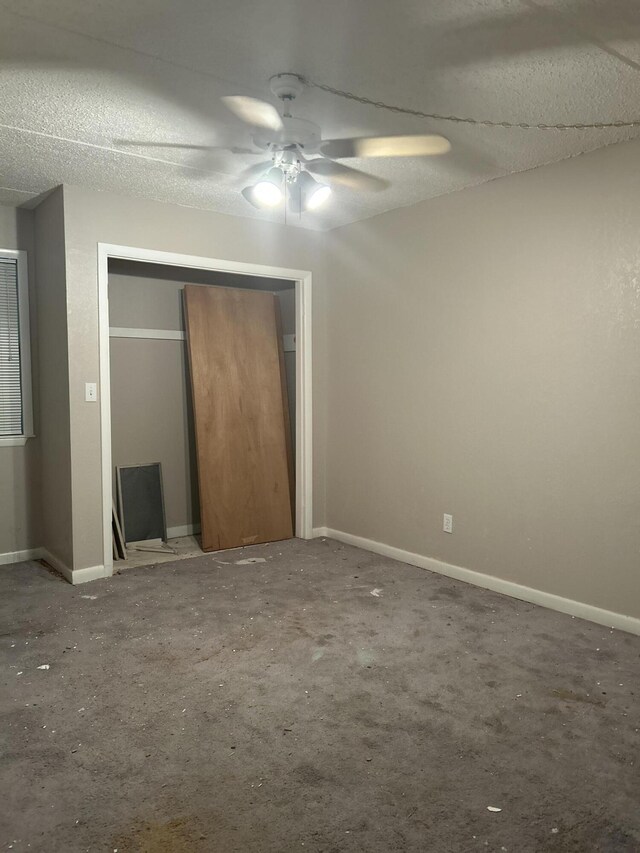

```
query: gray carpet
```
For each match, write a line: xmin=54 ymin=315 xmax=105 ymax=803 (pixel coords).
xmin=1 ymin=537 xmax=638 ymax=852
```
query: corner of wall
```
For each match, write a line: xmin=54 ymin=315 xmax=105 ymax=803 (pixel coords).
xmin=33 ymin=186 xmax=74 ymax=569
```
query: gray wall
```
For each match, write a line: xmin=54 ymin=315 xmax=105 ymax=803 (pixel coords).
xmin=0 ymin=206 xmax=40 ymax=555
xmin=107 ymin=270 xmax=295 ymax=532
xmin=62 ymin=186 xmax=327 ymax=570
xmin=33 ymin=188 xmax=73 ymax=568
xmin=324 ymin=138 xmax=640 ymax=621
xmin=10 ymin=139 xmax=638 ymax=623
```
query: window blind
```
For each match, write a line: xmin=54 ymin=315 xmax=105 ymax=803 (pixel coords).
xmin=0 ymin=258 xmax=22 ymax=436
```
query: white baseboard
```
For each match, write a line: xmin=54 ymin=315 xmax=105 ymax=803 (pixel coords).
xmin=39 ymin=549 xmax=110 ymax=585
xmin=166 ymin=523 xmax=201 ymax=539
xmin=70 ymin=564 xmax=110 ymax=585
xmin=0 ymin=546 xmax=77 ymax=584
xmin=0 ymin=547 xmax=43 ymax=567
xmin=313 ymin=527 xmax=640 ymax=637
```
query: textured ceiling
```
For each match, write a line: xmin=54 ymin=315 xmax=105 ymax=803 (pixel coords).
xmin=0 ymin=0 xmax=639 ymax=230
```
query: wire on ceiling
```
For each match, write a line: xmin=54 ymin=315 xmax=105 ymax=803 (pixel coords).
xmin=303 ymin=77 xmax=640 ymax=131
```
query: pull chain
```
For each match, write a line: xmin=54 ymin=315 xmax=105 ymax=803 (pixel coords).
xmin=302 ymin=76 xmax=640 ymax=131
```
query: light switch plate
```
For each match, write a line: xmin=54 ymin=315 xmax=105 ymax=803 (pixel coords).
xmin=85 ymin=382 xmax=97 ymax=402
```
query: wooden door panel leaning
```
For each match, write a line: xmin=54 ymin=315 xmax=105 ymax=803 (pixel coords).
xmin=183 ymin=284 xmax=294 ymax=551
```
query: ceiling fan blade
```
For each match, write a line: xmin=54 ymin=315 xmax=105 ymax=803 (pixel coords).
xmin=320 ymin=134 xmax=451 ymax=159
xmin=305 ymin=159 xmax=389 ymax=192
xmin=221 ymin=96 xmax=283 ymax=131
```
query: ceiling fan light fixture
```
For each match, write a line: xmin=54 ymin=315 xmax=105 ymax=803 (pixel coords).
xmin=306 ymin=182 xmax=332 ymax=210
xmin=253 ymin=182 xmax=282 ymax=206
xmin=295 ymin=171 xmax=332 ymax=212
xmin=246 ymin=166 xmax=284 ymax=208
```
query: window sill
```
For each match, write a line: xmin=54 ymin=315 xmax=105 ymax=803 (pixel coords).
xmin=0 ymin=435 xmax=35 ymax=447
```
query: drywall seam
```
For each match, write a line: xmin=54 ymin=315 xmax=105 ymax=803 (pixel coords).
xmin=312 ymin=527 xmax=640 ymax=637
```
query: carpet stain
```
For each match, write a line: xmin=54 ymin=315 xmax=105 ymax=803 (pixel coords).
xmin=114 ymin=817 xmax=205 ymax=852
xmin=551 ymin=688 xmax=605 ymax=706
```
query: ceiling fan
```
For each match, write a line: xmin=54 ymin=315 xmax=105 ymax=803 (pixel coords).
xmin=224 ymin=73 xmax=451 ymax=212
xmin=119 ymin=73 xmax=451 ymax=213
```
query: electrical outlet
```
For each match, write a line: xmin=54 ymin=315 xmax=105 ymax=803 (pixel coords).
xmin=443 ymin=513 xmax=453 ymax=534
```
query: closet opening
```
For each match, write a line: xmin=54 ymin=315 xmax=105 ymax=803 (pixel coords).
xmin=98 ymin=246 xmax=312 ymax=574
